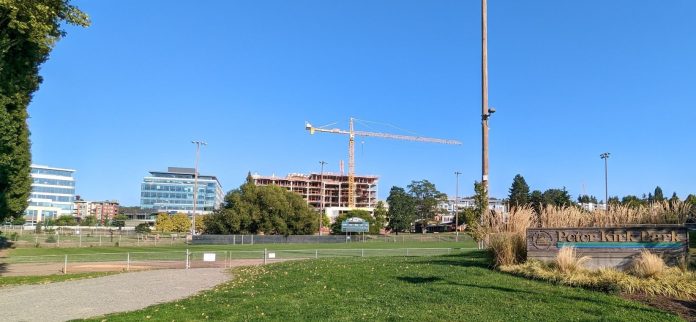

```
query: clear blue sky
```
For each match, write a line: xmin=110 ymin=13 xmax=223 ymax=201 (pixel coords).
xmin=29 ymin=0 xmax=696 ymax=206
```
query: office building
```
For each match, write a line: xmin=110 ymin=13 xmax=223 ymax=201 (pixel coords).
xmin=25 ymin=164 xmax=76 ymax=224
xmin=140 ymin=167 xmax=224 ymax=215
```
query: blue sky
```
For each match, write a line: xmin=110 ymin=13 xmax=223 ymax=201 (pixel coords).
xmin=29 ymin=0 xmax=696 ymax=206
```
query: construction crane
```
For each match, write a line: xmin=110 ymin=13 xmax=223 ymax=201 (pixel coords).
xmin=305 ymin=117 xmax=462 ymax=208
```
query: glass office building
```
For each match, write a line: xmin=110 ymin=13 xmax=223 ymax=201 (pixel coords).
xmin=25 ymin=164 xmax=76 ymax=223
xmin=140 ymin=167 xmax=224 ymax=214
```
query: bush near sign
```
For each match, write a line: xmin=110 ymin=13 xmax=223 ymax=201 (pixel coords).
xmin=527 ymin=225 xmax=688 ymax=269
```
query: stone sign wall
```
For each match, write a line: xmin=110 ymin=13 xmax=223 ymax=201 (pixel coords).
xmin=526 ymin=225 xmax=688 ymax=269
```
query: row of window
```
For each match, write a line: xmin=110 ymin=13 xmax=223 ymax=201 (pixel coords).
xmin=140 ymin=191 xmax=217 ymax=200
xmin=141 ymin=198 xmax=216 ymax=206
xmin=31 ymin=186 xmax=75 ymax=194
xmin=31 ymin=168 xmax=73 ymax=177
xmin=30 ymin=194 xmax=74 ymax=203
xmin=33 ymin=178 xmax=75 ymax=186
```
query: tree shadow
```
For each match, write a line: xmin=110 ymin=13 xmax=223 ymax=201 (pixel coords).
xmin=397 ymin=276 xmax=443 ymax=284
xmin=418 ymin=250 xmax=493 ymax=269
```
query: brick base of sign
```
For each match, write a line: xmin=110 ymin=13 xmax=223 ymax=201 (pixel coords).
xmin=526 ymin=226 xmax=688 ymax=269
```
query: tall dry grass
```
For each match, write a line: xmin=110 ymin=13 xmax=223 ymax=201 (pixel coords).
xmin=555 ymin=247 xmax=591 ymax=273
xmin=480 ymin=201 xmax=691 ymax=268
xmin=631 ymin=250 xmax=666 ymax=278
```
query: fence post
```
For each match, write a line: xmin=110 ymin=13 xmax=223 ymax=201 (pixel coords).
xmin=233 ymin=235 xmax=236 ymax=245
xmin=263 ymin=248 xmax=267 ymax=265
xmin=361 ymin=249 xmax=364 ymax=257
xmin=406 ymin=248 xmax=409 ymax=257
xmin=127 ymin=252 xmax=130 ymax=271
xmin=186 ymin=249 xmax=189 ymax=269
xmin=63 ymin=254 xmax=68 ymax=274
xmin=79 ymin=233 xmax=82 ymax=248
xmin=57 ymin=233 xmax=60 ymax=247
xmin=251 ymin=235 xmax=254 ymax=245
xmin=315 ymin=249 xmax=318 ymax=259
xmin=99 ymin=234 xmax=102 ymax=246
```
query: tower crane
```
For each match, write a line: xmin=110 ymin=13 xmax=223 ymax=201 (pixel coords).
xmin=305 ymin=117 xmax=462 ymax=208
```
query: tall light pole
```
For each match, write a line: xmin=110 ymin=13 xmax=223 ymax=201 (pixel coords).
xmin=600 ymin=152 xmax=610 ymax=215
xmin=454 ymin=171 xmax=461 ymax=240
xmin=481 ymin=0 xmax=495 ymax=207
xmin=319 ymin=161 xmax=327 ymax=236
xmin=191 ymin=140 xmax=207 ymax=236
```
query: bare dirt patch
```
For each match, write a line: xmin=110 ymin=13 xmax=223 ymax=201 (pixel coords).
xmin=623 ymin=293 xmax=696 ymax=321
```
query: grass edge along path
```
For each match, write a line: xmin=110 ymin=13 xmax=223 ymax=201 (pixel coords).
xmin=0 ymin=272 xmax=117 ymax=288
xmin=85 ymin=251 xmax=680 ymax=322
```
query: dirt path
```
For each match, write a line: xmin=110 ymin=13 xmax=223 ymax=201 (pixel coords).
xmin=0 ymin=268 xmax=231 ymax=322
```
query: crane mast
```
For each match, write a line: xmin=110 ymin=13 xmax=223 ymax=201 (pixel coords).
xmin=306 ymin=118 xmax=462 ymax=208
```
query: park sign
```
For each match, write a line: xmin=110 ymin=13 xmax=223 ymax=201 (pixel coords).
xmin=341 ymin=217 xmax=369 ymax=233
xmin=527 ymin=225 xmax=688 ymax=269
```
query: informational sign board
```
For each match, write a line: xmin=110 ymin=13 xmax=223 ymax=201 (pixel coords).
xmin=203 ymin=253 xmax=216 ymax=262
xmin=268 ymin=252 xmax=276 ymax=259
xmin=527 ymin=226 xmax=688 ymax=269
xmin=341 ymin=217 xmax=369 ymax=233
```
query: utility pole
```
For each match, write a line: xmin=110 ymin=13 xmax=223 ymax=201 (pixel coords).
xmin=481 ymin=0 xmax=492 ymax=204
xmin=319 ymin=161 xmax=327 ymax=236
xmin=454 ymin=171 xmax=461 ymax=240
xmin=600 ymin=152 xmax=610 ymax=215
xmin=191 ymin=141 xmax=207 ymax=236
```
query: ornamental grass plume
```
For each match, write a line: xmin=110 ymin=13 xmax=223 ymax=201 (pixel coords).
xmin=555 ymin=247 xmax=590 ymax=274
xmin=631 ymin=250 xmax=666 ymax=278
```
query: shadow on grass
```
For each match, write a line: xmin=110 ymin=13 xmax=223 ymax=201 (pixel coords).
xmin=418 ymin=250 xmax=493 ymax=269
xmin=397 ymin=276 xmax=443 ymax=284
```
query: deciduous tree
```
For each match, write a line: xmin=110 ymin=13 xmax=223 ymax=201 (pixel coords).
xmin=407 ymin=180 xmax=447 ymax=221
xmin=386 ymin=186 xmax=416 ymax=234
xmin=0 ymin=1 xmax=88 ymax=221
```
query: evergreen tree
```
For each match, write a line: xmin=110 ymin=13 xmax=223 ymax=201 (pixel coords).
xmin=507 ymin=174 xmax=530 ymax=208
xmin=654 ymin=186 xmax=664 ymax=202
xmin=669 ymin=192 xmax=680 ymax=204
xmin=0 ymin=1 xmax=88 ymax=221
xmin=529 ymin=190 xmax=544 ymax=215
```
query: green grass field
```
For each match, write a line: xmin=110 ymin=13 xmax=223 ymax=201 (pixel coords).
xmin=0 ymin=272 xmax=117 ymax=287
xmin=86 ymin=251 xmax=678 ymax=322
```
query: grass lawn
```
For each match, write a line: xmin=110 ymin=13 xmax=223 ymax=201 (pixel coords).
xmin=0 ymin=272 xmax=117 ymax=287
xmin=86 ymin=251 xmax=679 ymax=322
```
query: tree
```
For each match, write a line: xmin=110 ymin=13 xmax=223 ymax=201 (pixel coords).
xmin=386 ymin=186 xmax=416 ymax=234
xmin=577 ymin=195 xmax=598 ymax=204
xmin=669 ymin=192 xmax=680 ymax=204
xmin=373 ymin=201 xmax=387 ymax=231
xmin=529 ymin=190 xmax=543 ymax=215
xmin=134 ymin=223 xmax=151 ymax=234
xmin=542 ymin=188 xmax=573 ymax=207
xmin=156 ymin=213 xmax=174 ymax=232
xmin=607 ymin=196 xmax=620 ymax=205
xmin=0 ymin=1 xmax=89 ymax=222
xmin=10 ymin=215 xmax=25 ymax=225
xmin=54 ymin=215 xmax=76 ymax=226
xmin=111 ymin=214 xmax=127 ymax=230
xmin=473 ymin=181 xmax=488 ymax=216
xmin=81 ymin=215 xmax=97 ymax=226
xmin=621 ymin=195 xmax=643 ymax=208
xmin=330 ymin=210 xmax=378 ymax=234
xmin=654 ymin=186 xmax=664 ymax=202
xmin=170 ymin=213 xmax=190 ymax=233
xmin=407 ymin=180 xmax=447 ymax=221
xmin=507 ymin=174 xmax=530 ymax=208
xmin=204 ymin=175 xmax=318 ymax=235
xmin=686 ymin=194 xmax=696 ymax=206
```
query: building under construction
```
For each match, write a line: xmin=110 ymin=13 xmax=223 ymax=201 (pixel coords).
xmin=251 ymin=172 xmax=379 ymax=220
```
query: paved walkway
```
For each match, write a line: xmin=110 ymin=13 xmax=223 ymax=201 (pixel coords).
xmin=0 ymin=268 xmax=231 ymax=322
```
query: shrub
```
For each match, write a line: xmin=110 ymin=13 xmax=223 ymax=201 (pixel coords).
xmin=45 ymin=235 xmax=57 ymax=243
xmin=631 ymin=250 xmax=666 ymax=278
xmin=488 ymin=232 xmax=526 ymax=267
xmin=554 ymin=247 xmax=590 ymax=273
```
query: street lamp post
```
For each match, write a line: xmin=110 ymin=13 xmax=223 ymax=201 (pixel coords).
xmin=454 ymin=171 xmax=461 ymax=241
xmin=600 ymin=152 xmax=610 ymax=215
xmin=191 ymin=141 xmax=207 ymax=236
xmin=319 ymin=161 xmax=327 ymax=236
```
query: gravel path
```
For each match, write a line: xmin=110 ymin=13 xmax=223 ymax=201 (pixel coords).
xmin=0 ymin=268 xmax=231 ymax=322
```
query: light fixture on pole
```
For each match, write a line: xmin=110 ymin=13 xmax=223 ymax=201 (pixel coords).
xmin=481 ymin=0 xmax=495 ymax=210
xmin=600 ymin=152 xmax=610 ymax=215
xmin=454 ymin=171 xmax=461 ymax=241
xmin=191 ymin=140 xmax=207 ymax=236
xmin=319 ymin=161 xmax=327 ymax=236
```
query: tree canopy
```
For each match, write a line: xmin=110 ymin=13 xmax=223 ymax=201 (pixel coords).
xmin=407 ymin=179 xmax=447 ymax=221
xmin=386 ymin=186 xmax=416 ymax=234
xmin=204 ymin=175 xmax=317 ymax=235
xmin=330 ymin=210 xmax=378 ymax=234
xmin=0 ymin=1 xmax=88 ymax=221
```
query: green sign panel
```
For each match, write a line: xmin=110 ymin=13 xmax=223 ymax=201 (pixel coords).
xmin=341 ymin=217 xmax=369 ymax=233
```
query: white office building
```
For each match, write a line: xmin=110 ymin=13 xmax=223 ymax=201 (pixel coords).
xmin=25 ymin=164 xmax=76 ymax=224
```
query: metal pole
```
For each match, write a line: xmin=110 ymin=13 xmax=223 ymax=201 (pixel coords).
xmin=481 ymin=0 xmax=490 ymax=208
xmin=127 ymin=252 xmax=130 ymax=271
xmin=191 ymin=141 xmax=207 ymax=236
xmin=319 ymin=161 xmax=327 ymax=236
xmin=64 ymin=255 xmax=68 ymax=274
xmin=263 ymin=248 xmax=267 ymax=265
xmin=186 ymin=249 xmax=189 ymax=269
xmin=455 ymin=171 xmax=461 ymax=241
xmin=601 ymin=152 xmax=610 ymax=215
